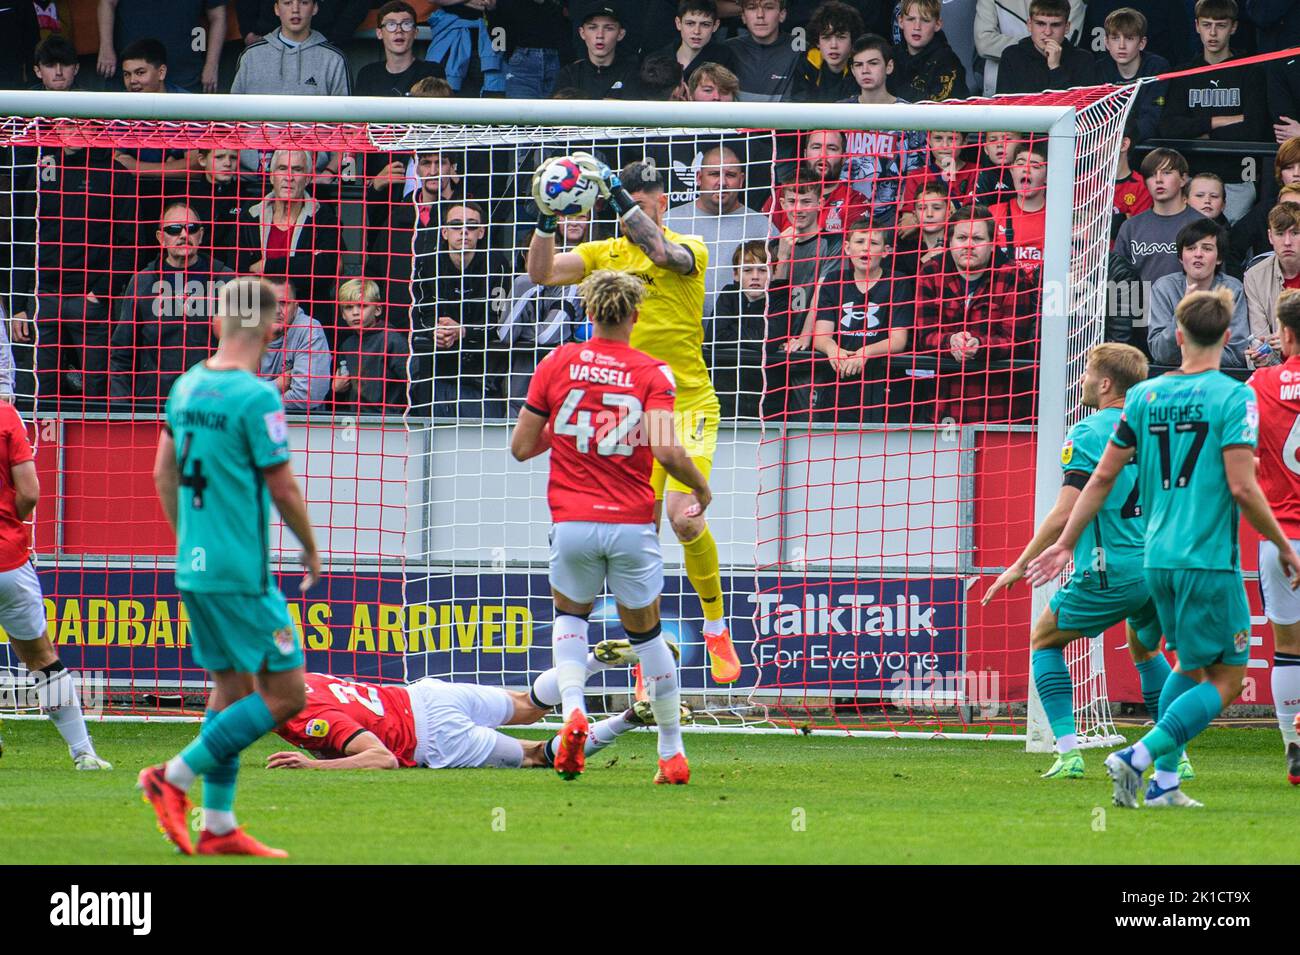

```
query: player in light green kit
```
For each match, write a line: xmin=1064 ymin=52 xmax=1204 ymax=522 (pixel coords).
xmin=984 ymin=344 xmax=1189 ymax=781
xmin=1029 ymin=289 xmax=1300 ymax=808
xmin=138 ymin=276 xmax=321 ymax=856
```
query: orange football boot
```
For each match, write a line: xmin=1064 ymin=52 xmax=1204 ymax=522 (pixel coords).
xmin=137 ymin=764 xmax=194 ymax=855
xmin=704 ymin=627 xmax=741 ymax=684
xmin=196 ymin=827 xmax=289 ymax=858
xmin=554 ymin=708 xmax=590 ymax=780
xmin=654 ymin=752 xmax=690 ymax=784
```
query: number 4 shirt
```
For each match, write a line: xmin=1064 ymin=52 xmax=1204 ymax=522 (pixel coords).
xmin=165 ymin=363 xmax=292 ymax=595
xmin=524 ymin=338 xmax=677 ymax=525
xmin=1248 ymin=355 xmax=1300 ymax=539
xmin=276 ymin=673 xmax=419 ymax=766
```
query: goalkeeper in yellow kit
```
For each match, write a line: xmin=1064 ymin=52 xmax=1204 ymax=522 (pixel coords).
xmin=527 ymin=155 xmax=741 ymax=684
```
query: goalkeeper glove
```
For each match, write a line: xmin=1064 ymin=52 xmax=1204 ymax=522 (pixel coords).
xmin=571 ymin=150 xmax=638 ymax=219
xmin=529 ymin=160 xmax=559 ymax=237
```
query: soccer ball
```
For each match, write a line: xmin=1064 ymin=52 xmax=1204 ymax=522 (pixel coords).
xmin=536 ymin=156 xmax=600 ymax=217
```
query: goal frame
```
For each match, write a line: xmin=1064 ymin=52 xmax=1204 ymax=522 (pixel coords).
xmin=0 ymin=90 xmax=1088 ymax=746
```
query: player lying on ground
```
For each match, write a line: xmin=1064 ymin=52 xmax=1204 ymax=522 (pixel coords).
xmin=0 ymin=401 xmax=110 ymax=770
xmin=1029 ymin=289 xmax=1300 ymax=809
xmin=266 ymin=645 xmax=688 ymax=770
xmin=527 ymin=156 xmax=741 ymax=687
xmin=983 ymin=343 xmax=1191 ymax=782
xmin=1244 ymin=287 xmax=1300 ymax=784
xmin=141 ymin=276 xmax=321 ymax=857
xmin=511 ymin=268 xmax=712 ymax=784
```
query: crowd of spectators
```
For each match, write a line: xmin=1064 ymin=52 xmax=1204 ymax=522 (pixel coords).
xmin=5 ymin=0 xmax=1300 ymax=424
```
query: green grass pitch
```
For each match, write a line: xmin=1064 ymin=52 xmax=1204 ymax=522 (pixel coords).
xmin=0 ymin=721 xmax=1294 ymax=864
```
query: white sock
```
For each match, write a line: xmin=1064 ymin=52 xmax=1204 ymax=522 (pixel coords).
xmin=1272 ymin=654 xmax=1300 ymax=747
xmin=164 ymin=756 xmax=197 ymax=791
xmin=203 ymin=809 xmax=237 ymax=836
xmin=1055 ymin=733 xmax=1078 ymax=755
xmin=585 ymin=711 xmax=635 ymax=755
xmin=552 ymin=614 xmax=590 ymax=717
xmin=530 ymin=653 xmax=612 ymax=708
xmin=702 ymin=618 xmax=727 ymax=637
xmin=1131 ymin=741 xmax=1153 ymax=771
xmin=1153 ymin=769 xmax=1180 ymax=789
xmin=636 ymin=634 xmax=683 ymax=759
xmin=34 ymin=665 xmax=93 ymax=757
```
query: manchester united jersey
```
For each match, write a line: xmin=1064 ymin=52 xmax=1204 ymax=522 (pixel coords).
xmin=1249 ymin=355 xmax=1300 ymax=538
xmin=0 ymin=402 xmax=34 ymax=572
xmin=524 ymin=338 xmax=677 ymax=524
xmin=276 ymin=673 xmax=419 ymax=766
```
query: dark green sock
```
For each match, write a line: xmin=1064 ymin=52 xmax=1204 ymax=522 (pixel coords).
xmin=1032 ymin=648 xmax=1076 ymax=742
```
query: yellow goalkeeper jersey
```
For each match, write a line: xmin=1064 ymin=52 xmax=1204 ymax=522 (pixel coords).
xmin=574 ymin=228 xmax=719 ymax=413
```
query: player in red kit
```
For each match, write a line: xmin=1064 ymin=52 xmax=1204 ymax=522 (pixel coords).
xmin=511 ymin=269 xmax=711 ymax=785
xmin=1247 ymin=288 xmax=1300 ymax=784
xmin=0 ymin=401 xmax=110 ymax=769
xmin=268 ymin=664 xmax=677 ymax=770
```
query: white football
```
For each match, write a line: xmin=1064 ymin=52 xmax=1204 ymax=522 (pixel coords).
xmin=536 ymin=156 xmax=600 ymax=216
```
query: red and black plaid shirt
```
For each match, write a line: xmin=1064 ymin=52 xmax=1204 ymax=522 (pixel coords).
xmin=915 ymin=257 xmax=1040 ymax=424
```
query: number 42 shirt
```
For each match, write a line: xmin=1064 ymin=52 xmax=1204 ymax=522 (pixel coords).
xmin=524 ymin=338 xmax=676 ymax=525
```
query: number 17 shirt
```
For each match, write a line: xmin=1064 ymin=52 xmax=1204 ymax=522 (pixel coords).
xmin=525 ymin=338 xmax=677 ymax=524
xmin=1111 ymin=369 xmax=1257 ymax=571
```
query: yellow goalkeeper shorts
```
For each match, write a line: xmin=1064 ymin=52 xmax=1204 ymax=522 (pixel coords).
xmin=650 ymin=402 xmax=718 ymax=500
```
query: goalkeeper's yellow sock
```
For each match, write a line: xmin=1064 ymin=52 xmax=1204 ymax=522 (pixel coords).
xmin=682 ymin=526 xmax=724 ymax=632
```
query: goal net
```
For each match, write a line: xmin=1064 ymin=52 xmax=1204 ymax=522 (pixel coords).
xmin=0 ymin=88 xmax=1135 ymax=748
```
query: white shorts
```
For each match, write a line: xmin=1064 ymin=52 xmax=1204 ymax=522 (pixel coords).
xmin=0 ymin=560 xmax=46 ymax=641
xmin=1260 ymin=539 xmax=1300 ymax=625
xmin=407 ymin=678 xmax=520 ymax=769
xmin=549 ymin=521 xmax=663 ymax=609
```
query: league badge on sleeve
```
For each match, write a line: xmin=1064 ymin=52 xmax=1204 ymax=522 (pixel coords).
xmin=1060 ymin=439 xmax=1073 ymax=466
xmin=264 ymin=409 xmax=288 ymax=445
xmin=306 ymin=719 xmax=330 ymax=738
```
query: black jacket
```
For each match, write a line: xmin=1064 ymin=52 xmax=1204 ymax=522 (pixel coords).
xmin=235 ymin=194 xmax=342 ymax=309
xmin=332 ymin=326 xmax=409 ymax=415
xmin=412 ymin=248 xmax=512 ymax=380
xmin=891 ymin=33 xmax=970 ymax=102
xmin=11 ymin=147 xmax=136 ymax=313
xmin=1159 ymin=53 xmax=1271 ymax=183
xmin=166 ymin=173 xmax=259 ymax=267
xmin=553 ymin=54 xmax=641 ymax=99
xmin=791 ymin=51 xmax=857 ymax=103
xmin=109 ymin=254 xmax=234 ymax=400
xmin=994 ymin=35 xmax=1093 ymax=95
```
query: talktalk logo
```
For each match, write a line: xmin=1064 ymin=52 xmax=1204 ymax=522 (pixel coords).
xmin=748 ymin=591 xmax=938 ymax=637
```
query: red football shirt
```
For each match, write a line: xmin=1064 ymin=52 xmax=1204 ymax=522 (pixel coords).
xmin=525 ymin=338 xmax=677 ymax=524
xmin=0 ymin=402 xmax=34 ymax=572
xmin=990 ymin=198 xmax=1046 ymax=266
xmin=1249 ymin=356 xmax=1300 ymax=538
xmin=276 ymin=673 xmax=420 ymax=766
xmin=1113 ymin=171 xmax=1153 ymax=220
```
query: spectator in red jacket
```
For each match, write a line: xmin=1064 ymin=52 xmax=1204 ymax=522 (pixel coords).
xmin=914 ymin=204 xmax=1040 ymax=423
